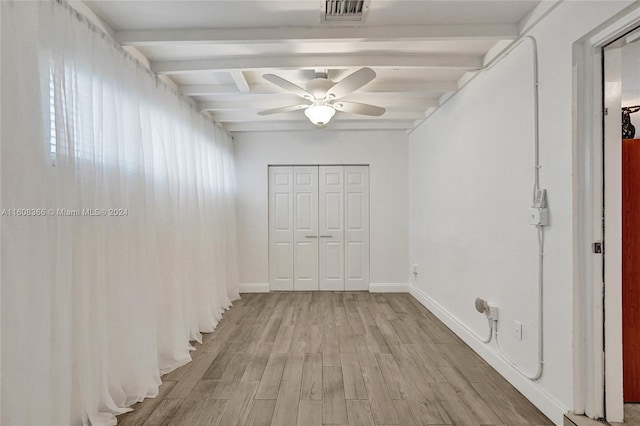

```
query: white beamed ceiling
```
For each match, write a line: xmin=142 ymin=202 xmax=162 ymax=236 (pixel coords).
xmin=85 ymin=0 xmax=541 ymax=133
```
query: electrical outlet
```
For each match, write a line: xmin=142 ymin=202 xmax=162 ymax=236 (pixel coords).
xmin=488 ymin=306 xmax=499 ymax=321
xmin=513 ymin=321 xmax=522 ymax=340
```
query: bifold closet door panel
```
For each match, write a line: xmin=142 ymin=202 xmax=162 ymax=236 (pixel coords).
xmin=345 ymin=166 xmax=370 ymax=291
xmin=319 ymin=166 xmax=345 ymax=290
xmin=269 ymin=167 xmax=294 ymax=290
xmin=293 ymin=166 xmax=319 ymax=290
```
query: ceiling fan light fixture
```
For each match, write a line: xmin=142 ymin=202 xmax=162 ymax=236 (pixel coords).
xmin=304 ymin=103 xmax=336 ymax=126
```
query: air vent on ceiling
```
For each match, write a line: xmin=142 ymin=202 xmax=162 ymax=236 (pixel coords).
xmin=322 ymin=0 xmax=370 ymax=23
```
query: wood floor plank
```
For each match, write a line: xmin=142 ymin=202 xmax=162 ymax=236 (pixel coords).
xmin=209 ymin=353 xmax=250 ymax=399
xmin=202 ymin=348 xmax=236 ymax=381
xmin=217 ymin=380 xmax=259 ymax=426
xmin=271 ymin=380 xmax=301 ymax=426
xmin=242 ymin=343 xmax=272 ymax=381
xmin=438 ymin=366 xmax=502 ymax=424
xmin=323 ymin=324 xmax=341 ymax=357
xmin=323 ymin=366 xmax=348 ymax=425
xmin=324 ymin=352 xmax=342 ymax=367
xmin=415 ymin=316 xmax=457 ymax=345
xmin=168 ymin=382 xmax=228 ymax=426
xmin=392 ymin=400 xmax=418 ymax=426
xmin=361 ymin=366 xmax=399 ymax=425
xmin=376 ymin=353 xmax=408 ymax=400
xmin=354 ymin=336 xmax=379 ymax=368
xmin=398 ymin=364 xmax=451 ymax=425
xmin=377 ymin=301 xmax=400 ymax=321
xmin=347 ymin=311 xmax=366 ymax=335
xmin=243 ymin=399 xmax=276 ymax=426
xmin=290 ymin=324 xmax=311 ymax=353
xmin=309 ymin=297 xmax=323 ymax=325
xmin=338 ymin=325 xmax=357 ymax=354
xmin=404 ymin=343 xmax=446 ymax=382
xmin=357 ymin=306 xmax=377 ymax=328
xmin=406 ymin=394 xmax=451 ymax=426
xmin=282 ymin=352 xmax=305 ymax=383
xmin=141 ymin=398 xmax=183 ymax=426
xmin=259 ymin=317 xmax=282 ymax=344
xmin=388 ymin=319 xmax=416 ymax=344
xmin=309 ymin=324 xmax=323 ymax=353
xmin=301 ymin=352 xmax=323 ymax=400
xmin=255 ymin=352 xmax=287 ymax=399
xmin=166 ymin=351 xmax=220 ymax=398
xmin=366 ymin=326 xmax=391 ymax=354
xmin=341 ymin=353 xmax=368 ymax=400
xmin=471 ymin=381 xmax=532 ymax=425
xmin=297 ymin=400 xmax=322 ymax=426
xmin=434 ymin=382 xmax=481 ymax=426
xmin=346 ymin=400 xmax=375 ymax=426
xmin=272 ymin=325 xmax=294 ymax=354
xmin=334 ymin=306 xmax=348 ymax=327
xmin=372 ymin=313 xmax=403 ymax=347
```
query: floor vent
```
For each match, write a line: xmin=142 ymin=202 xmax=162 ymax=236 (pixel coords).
xmin=322 ymin=0 xmax=369 ymax=22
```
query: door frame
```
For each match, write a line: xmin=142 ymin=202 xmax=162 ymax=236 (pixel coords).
xmin=267 ymin=163 xmax=371 ymax=291
xmin=573 ymin=4 xmax=640 ymax=422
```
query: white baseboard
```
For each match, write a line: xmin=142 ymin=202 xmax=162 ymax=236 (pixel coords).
xmin=239 ymin=282 xmax=410 ymax=293
xmin=409 ymin=284 xmax=567 ymax=426
xmin=239 ymin=283 xmax=270 ymax=293
xmin=369 ymin=283 xmax=410 ymax=293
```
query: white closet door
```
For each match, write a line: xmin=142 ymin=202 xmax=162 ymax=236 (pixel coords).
xmin=269 ymin=167 xmax=294 ymax=290
xmin=344 ymin=166 xmax=370 ymax=290
xmin=319 ymin=166 xmax=345 ymax=290
xmin=293 ymin=166 xmax=319 ymax=290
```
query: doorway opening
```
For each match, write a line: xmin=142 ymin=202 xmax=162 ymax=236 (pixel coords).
xmin=602 ymin=26 xmax=640 ymax=421
xmin=573 ymin=5 xmax=640 ymax=423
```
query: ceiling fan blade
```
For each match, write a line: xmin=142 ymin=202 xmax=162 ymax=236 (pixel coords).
xmin=326 ymin=67 xmax=376 ymax=100
xmin=263 ymin=74 xmax=313 ymax=101
xmin=258 ymin=104 xmax=310 ymax=116
xmin=333 ymin=101 xmax=385 ymax=117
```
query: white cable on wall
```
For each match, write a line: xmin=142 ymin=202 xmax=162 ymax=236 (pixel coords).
xmin=485 ymin=35 xmax=546 ymax=381
xmin=492 ymin=35 xmax=545 ymax=381
xmin=412 ymin=35 xmax=547 ymax=381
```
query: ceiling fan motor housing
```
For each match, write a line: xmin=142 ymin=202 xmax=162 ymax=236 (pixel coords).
xmin=306 ymin=78 xmax=334 ymax=100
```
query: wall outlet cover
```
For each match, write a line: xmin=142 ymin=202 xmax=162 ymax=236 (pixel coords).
xmin=513 ymin=321 xmax=523 ymax=340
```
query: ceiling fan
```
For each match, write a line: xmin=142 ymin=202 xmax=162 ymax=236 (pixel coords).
xmin=258 ymin=67 xmax=385 ymax=127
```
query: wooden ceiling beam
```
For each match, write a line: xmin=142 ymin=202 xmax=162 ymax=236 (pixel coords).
xmin=209 ymin=110 xmax=427 ymax=122
xmin=153 ymin=54 xmax=482 ymax=75
xmin=223 ymin=120 xmax=416 ymax=132
xmin=117 ymin=24 xmax=518 ymax=46
xmin=198 ymin=97 xmax=439 ymax=112
xmin=229 ymin=70 xmax=250 ymax=93
xmin=179 ymin=81 xmax=458 ymax=96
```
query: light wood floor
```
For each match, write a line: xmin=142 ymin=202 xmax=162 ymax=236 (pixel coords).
xmin=117 ymin=292 xmax=552 ymax=425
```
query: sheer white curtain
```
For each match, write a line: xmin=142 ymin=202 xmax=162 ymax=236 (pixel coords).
xmin=1 ymin=1 xmax=239 ymax=424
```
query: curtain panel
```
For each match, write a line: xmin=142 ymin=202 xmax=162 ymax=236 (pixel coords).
xmin=1 ymin=1 xmax=240 ymax=424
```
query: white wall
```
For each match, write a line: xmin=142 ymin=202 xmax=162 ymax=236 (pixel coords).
xmin=234 ymin=130 xmax=409 ymax=291
xmin=407 ymin=1 xmax=633 ymax=424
